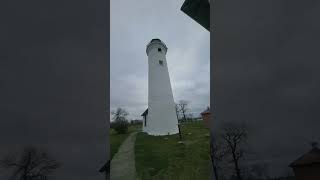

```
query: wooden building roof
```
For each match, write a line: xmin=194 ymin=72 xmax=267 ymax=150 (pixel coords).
xmin=290 ymin=143 xmax=320 ymax=167
xmin=141 ymin=108 xmax=148 ymax=117
xmin=201 ymin=107 xmax=210 ymax=115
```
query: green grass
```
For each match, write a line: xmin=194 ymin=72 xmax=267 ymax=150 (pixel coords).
xmin=135 ymin=121 xmax=211 ymax=180
xmin=110 ymin=124 xmax=142 ymax=159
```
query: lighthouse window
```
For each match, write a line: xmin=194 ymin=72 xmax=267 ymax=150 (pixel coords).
xmin=159 ymin=60 xmax=163 ymax=65
xmin=158 ymin=48 xmax=162 ymax=52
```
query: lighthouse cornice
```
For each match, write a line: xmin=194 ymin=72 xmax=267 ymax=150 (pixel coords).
xmin=146 ymin=38 xmax=168 ymax=55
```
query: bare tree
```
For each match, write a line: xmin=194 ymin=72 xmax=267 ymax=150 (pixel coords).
xmin=111 ymin=107 xmax=130 ymax=134
xmin=0 ymin=146 xmax=60 ymax=180
xmin=111 ymin=107 xmax=128 ymax=122
xmin=175 ymin=103 xmax=180 ymax=120
xmin=178 ymin=100 xmax=189 ymax=122
xmin=220 ymin=123 xmax=247 ymax=180
xmin=210 ymin=135 xmax=227 ymax=180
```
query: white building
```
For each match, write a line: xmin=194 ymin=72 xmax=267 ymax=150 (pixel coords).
xmin=141 ymin=39 xmax=179 ymax=136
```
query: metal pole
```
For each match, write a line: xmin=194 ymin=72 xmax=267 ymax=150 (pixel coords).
xmin=178 ymin=124 xmax=182 ymax=140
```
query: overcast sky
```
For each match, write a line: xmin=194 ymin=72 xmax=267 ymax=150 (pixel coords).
xmin=110 ymin=0 xmax=210 ymax=120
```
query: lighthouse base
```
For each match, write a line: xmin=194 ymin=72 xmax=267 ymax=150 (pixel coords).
xmin=143 ymin=125 xmax=179 ymax=136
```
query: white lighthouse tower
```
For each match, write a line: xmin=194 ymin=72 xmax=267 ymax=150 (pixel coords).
xmin=141 ymin=38 xmax=179 ymax=136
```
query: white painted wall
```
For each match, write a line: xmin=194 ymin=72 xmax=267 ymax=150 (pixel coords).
xmin=143 ymin=39 xmax=179 ymax=135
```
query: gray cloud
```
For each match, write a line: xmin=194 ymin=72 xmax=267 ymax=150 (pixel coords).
xmin=110 ymin=0 xmax=210 ymax=120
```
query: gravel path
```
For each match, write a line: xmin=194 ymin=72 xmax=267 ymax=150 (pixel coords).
xmin=110 ymin=132 xmax=138 ymax=180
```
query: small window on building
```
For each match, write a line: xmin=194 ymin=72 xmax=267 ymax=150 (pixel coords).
xmin=158 ymin=48 xmax=162 ymax=52
xmin=159 ymin=60 xmax=163 ymax=65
